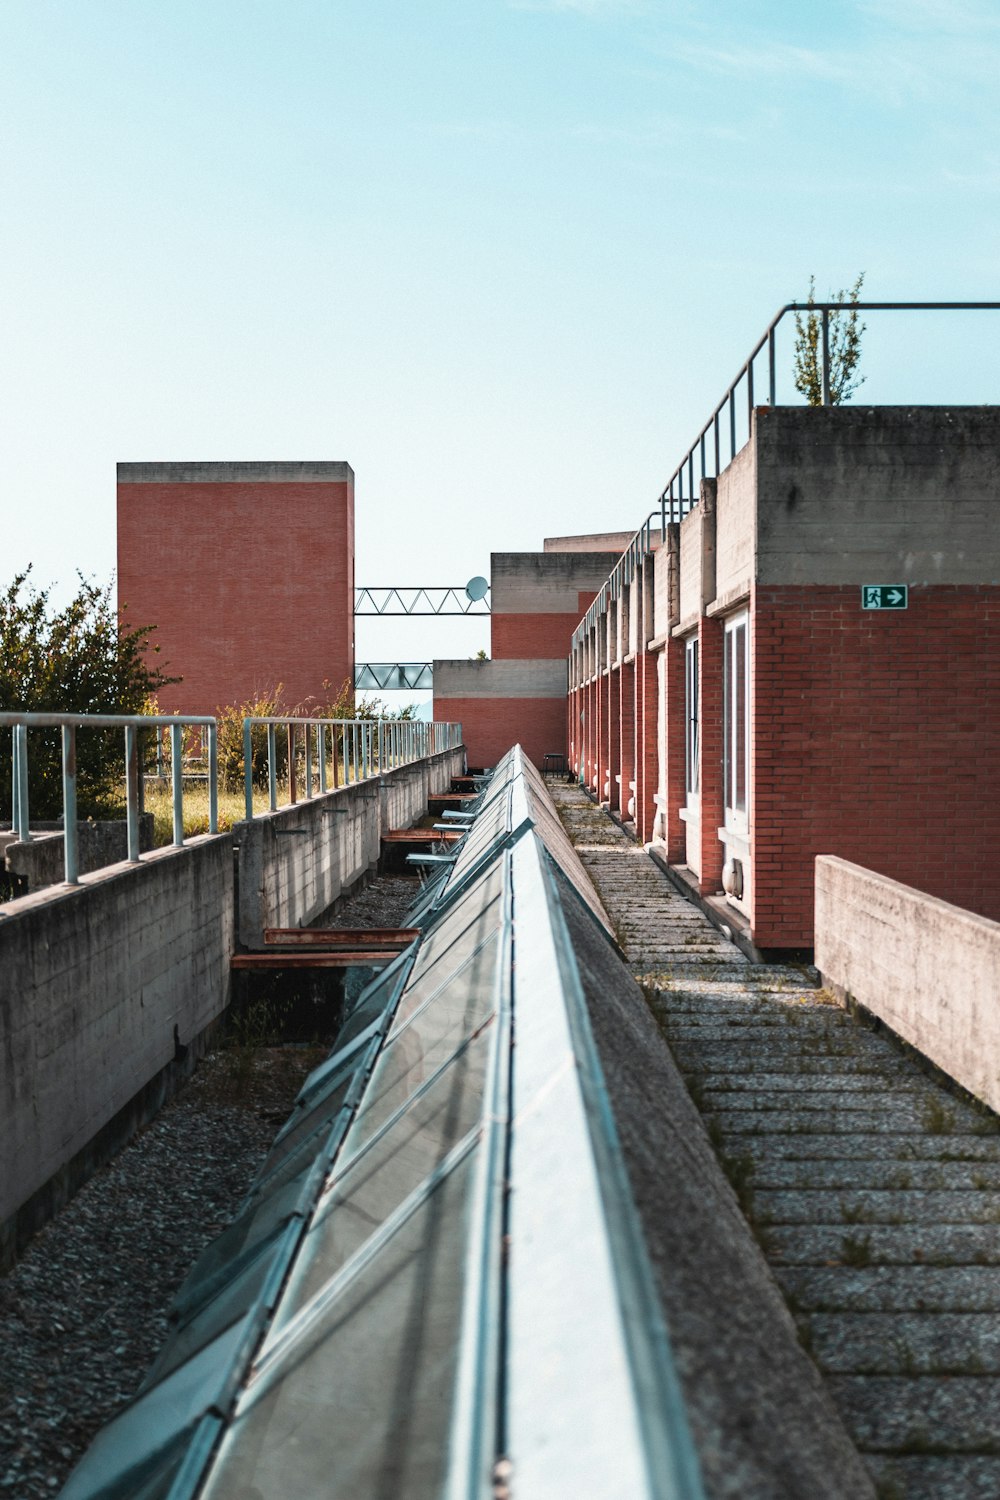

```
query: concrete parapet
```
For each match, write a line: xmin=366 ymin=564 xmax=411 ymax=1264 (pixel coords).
xmin=815 ymin=857 xmax=1000 ymax=1112
xmin=4 ymin=815 xmax=155 ymax=892
xmin=434 ymin=659 xmax=567 ymax=697
xmin=0 ymin=835 xmax=234 ymax=1266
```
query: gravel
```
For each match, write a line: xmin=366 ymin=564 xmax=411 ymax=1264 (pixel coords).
xmin=324 ymin=873 xmax=421 ymax=929
xmin=0 ymin=872 xmax=420 ymax=1498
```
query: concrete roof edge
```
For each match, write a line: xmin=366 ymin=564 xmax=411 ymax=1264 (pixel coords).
xmin=116 ymin=461 xmax=354 ymax=483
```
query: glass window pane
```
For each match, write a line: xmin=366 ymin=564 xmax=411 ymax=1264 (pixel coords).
xmin=201 ymin=1154 xmax=477 ymax=1500
xmin=256 ymin=1074 xmax=353 ymax=1180
xmin=351 ymin=929 xmax=501 ymax=1149
xmin=59 ymin=1318 xmax=252 ymax=1500
xmin=168 ymin=1172 xmax=306 ymax=1330
xmin=270 ymin=1025 xmax=492 ymax=1331
xmin=146 ymin=1245 xmax=277 ymax=1386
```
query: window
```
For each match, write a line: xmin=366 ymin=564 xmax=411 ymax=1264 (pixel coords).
xmin=684 ymin=637 xmax=699 ymax=798
xmin=724 ymin=614 xmax=748 ymax=828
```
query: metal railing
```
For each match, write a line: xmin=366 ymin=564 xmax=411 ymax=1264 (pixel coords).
xmin=241 ymin=716 xmax=463 ymax=821
xmin=1 ymin=711 xmax=464 ymax=888
xmin=1 ymin=711 xmax=218 ymax=885
xmin=572 ymin=301 xmax=1000 ymax=648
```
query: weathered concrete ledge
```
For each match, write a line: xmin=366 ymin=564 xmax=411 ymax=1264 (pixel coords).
xmin=815 ymin=856 xmax=1000 ymax=1113
xmin=4 ymin=814 xmax=156 ymax=892
xmin=0 ymin=835 xmax=234 ymax=1267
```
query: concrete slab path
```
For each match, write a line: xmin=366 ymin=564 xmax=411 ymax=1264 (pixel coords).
xmin=550 ymin=778 xmax=1000 ymax=1500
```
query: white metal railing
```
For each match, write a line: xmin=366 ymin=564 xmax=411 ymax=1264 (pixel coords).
xmin=1 ymin=711 xmax=218 ymax=886
xmin=1 ymin=711 xmax=465 ymax=888
xmin=241 ymin=716 xmax=463 ymax=820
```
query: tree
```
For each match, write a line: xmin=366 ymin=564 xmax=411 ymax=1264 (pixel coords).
xmin=793 ymin=273 xmax=866 ymax=406
xmin=0 ymin=569 xmax=173 ymax=818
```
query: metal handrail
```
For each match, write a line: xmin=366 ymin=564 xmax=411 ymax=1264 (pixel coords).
xmin=241 ymin=715 xmax=464 ymax=821
xmin=571 ymin=300 xmax=1000 ymax=648
xmin=1 ymin=711 xmax=218 ymax=885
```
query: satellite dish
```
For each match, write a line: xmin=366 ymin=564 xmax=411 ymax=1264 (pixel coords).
xmin=465 ymin=576 xmax=489 ymax=602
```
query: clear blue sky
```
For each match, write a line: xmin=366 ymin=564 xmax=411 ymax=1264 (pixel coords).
xmin=2 ymin=0 xmax=998 ymax=668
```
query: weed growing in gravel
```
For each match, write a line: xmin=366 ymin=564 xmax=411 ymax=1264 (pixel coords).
xmin=840 ymin=1200 xmax=873 ymax=1225
xmin=922 ymin=1097 xmax=956 ymax=1134
xmin=890 ymin=1335 xmax=919 ymax=1375
xmin=840 ymin=1231 xmax=873 ymax=1267
xmin=224 ymin=993 xmax=290 ymax=1097
xmin=720 ymin=1150 xmax=757 ymax=1218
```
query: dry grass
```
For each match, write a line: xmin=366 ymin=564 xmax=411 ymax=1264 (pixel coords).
xmin=141 ymin=758 xmax=359 ymax=843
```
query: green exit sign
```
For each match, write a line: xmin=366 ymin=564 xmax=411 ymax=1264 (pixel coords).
xmin=862 ymin=585 xmax=908 ymax=610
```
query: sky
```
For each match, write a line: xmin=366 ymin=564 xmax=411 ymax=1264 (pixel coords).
xmin=2 ymin=0 xmax=999 ymax=679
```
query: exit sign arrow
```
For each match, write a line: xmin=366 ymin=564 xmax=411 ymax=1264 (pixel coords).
xmin=862 ymin=585 xmax=908 ymax=610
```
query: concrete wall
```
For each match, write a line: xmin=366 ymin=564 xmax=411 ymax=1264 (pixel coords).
xmin=713 ymin=442 xmax=755 ymax=605
xmin=755 ymin=407 xmax=1000 ymax=586
xmin=117 ymin=461 xmax=355 ymax=717
xmin=677 ymin=483 xmax=716 ymax=629
xmin=5 ymin=815 xmax=155 ymax=892
xmin=235 ymin=747 xmax=464 ymax=947
xmin=543 ymin=531 xmax=635 ymax=553
xmin=0 ymin=835 xmax=234 ymax=1265
xmin=816 ymin=857 xmax=1000 ymax=1113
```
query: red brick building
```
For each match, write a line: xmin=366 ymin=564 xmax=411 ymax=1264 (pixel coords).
xmin=569 ymin=408 xmax=1000 ymax=952
xmin=433 ymin=538 xmax=627 ymax=770
xmin=117 ymin=461 xmax=354 ymax=716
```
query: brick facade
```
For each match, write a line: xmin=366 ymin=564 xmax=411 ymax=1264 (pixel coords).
xmin=434 ymin=550 xmax=617 ymax=770
xmin=751 ymin=583 xmax=1000 ymax=947
xmin=117 ymin=463 xmax=354 ymax=717
xmin=433 ymin=695 xmax=568 ymax=771
xmin=568 ymin=408 xmax=1000 ymax=952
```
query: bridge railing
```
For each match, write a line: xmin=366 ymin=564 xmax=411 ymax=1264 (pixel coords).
xmin=241 ymin=715 xmax=463 ymax=821
xmin=1 ymin=710 xmax=219 ymax=886
xmin=572 ymin=300 xmax=1000 ymax=649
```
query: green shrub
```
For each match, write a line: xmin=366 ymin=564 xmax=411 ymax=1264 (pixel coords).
xmin=0 ymin=569 xmax=173 ymax=818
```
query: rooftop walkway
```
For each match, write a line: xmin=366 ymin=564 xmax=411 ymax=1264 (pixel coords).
xmin=551 ymin=779 xmax=1000 ymax=1500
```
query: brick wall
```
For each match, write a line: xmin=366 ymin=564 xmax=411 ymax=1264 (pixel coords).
xmin=752 ymin=583 xmax=1000 ymax=947
xmin=492 ymin=602 xmax=596 ymax=660
xmin=636 ymin=651 xmax=659 ymax=843
xmin=433 ymin=695 xmax=568 ymax=770
xmin=117 ymin=464 xmax=354 ymax=716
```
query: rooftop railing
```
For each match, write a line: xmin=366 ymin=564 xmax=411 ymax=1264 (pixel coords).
xmin=1 ymin=711 xmax=218 ymax=885
xmin=1 ymin=711 xmax=464 ymax=890
xmin=572 ymin=301 xmax=1000 ymax=647
xmin=241 ymin=715 xmax=463 ymax=821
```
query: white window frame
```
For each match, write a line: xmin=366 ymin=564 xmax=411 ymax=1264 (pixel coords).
xmin=684 ymin=636 xmax=699 ymax=799
xmin=723 ymin=611 xmax=749 ymax=836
